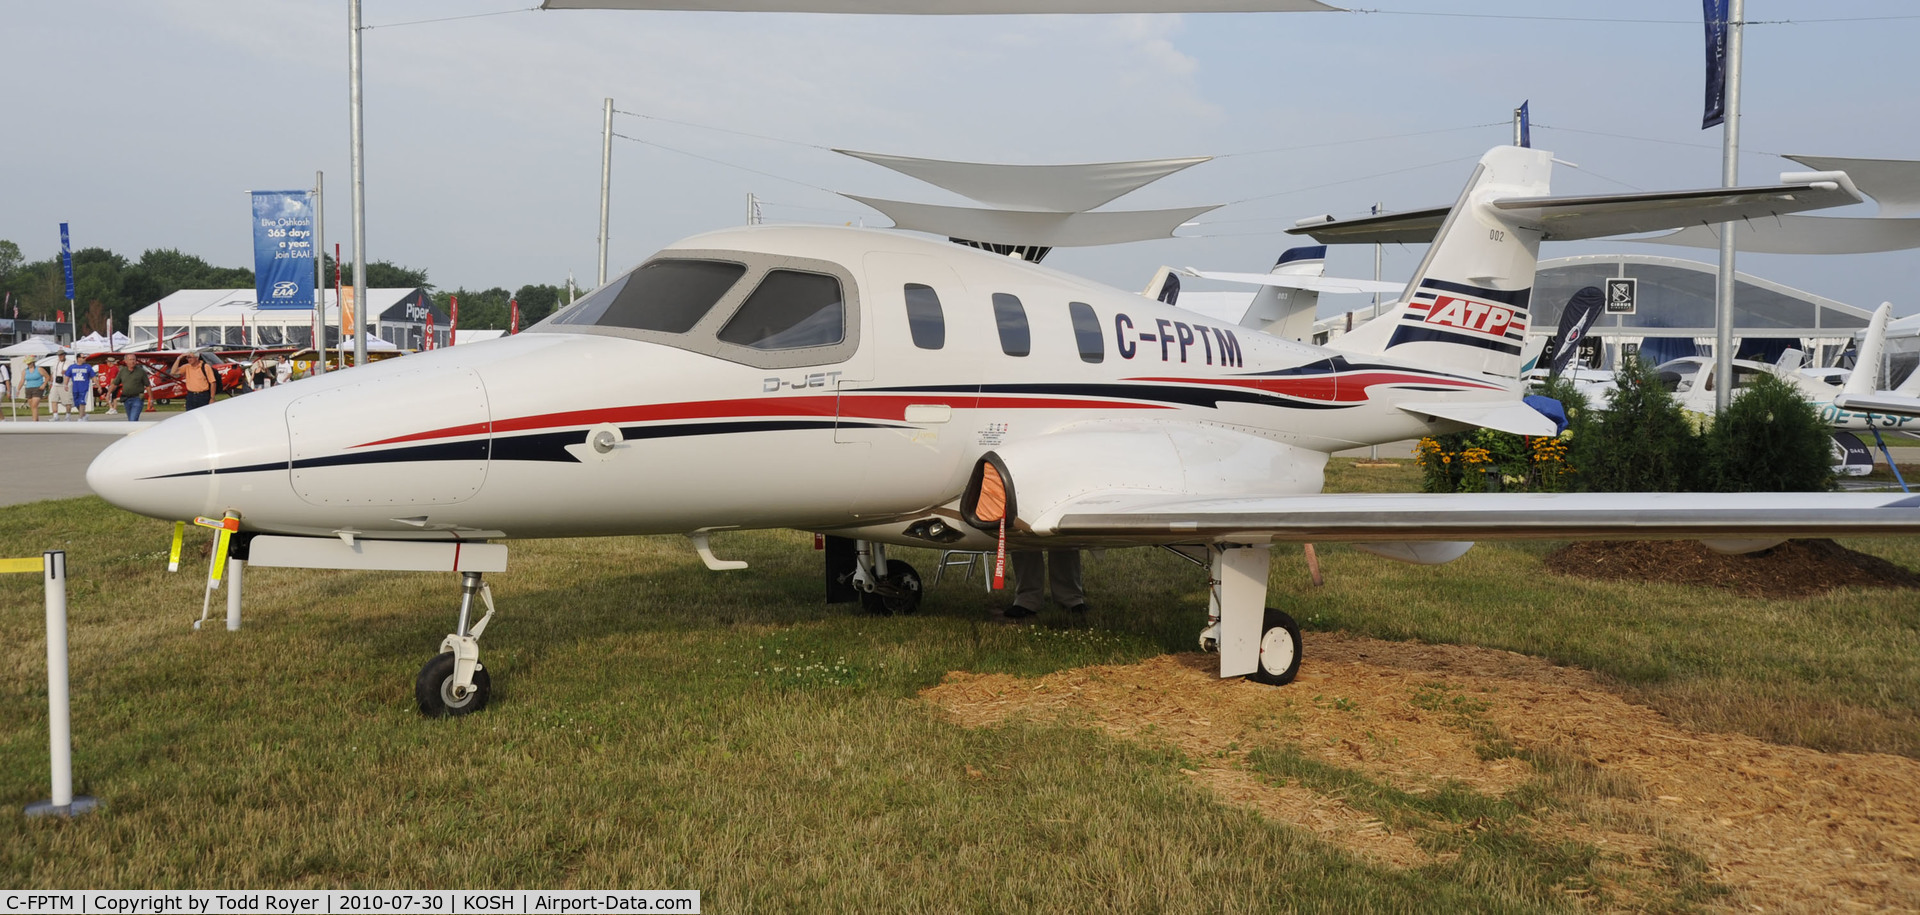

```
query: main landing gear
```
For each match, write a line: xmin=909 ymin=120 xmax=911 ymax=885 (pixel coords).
xmin=1185 ymin=543 xmax=1304 ymax=687
xmin=416 ymin=571 xmax=496 ymax=717
xmin=851 ymin=540 xmax=922 ymax=616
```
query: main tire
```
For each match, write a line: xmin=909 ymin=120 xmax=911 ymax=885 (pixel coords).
xmin=1246 ymin=607 xmax=1302 ymax=686
xmin=415 ymin=651 xmax=491 ymax=717
xmin=860 ymin=561 xmax=923 ymax=616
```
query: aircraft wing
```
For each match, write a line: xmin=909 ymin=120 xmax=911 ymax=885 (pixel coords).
xmin=1043 ymin=491 xmax=1920 ymax=543
xmin=1288 ymin=171 xmax=1864 ymax=244
xmin=1178 ymin=268 xmax=1405 ymax=295
xmin=1833 ymin=392 xmax=1920 ymax=419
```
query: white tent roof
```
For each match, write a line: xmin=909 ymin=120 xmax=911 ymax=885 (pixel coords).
xmin=837 ymin=150 xmax=1211 ymax=212
xmin=843 ymin=195 xmax=1217 ymax=247
xmin=1632 ymin=155 xmax=1920 ymax=255
xmin=129 ymin=288 xmax=425 ymax=324
xmin=543 ymin=0 xmax=1336 ymax=12
xmin=0 ymin=336 xmax=69 ymax=358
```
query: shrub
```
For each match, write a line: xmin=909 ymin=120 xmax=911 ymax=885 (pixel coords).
xmin=1704 ymin=372 xmax=1835 ymax=492
xmin=1571 ymin=356 xmax=1706 ymax=492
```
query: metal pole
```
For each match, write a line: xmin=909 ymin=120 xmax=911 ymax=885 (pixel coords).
xmin=598 ymin=97 xmax=613 ymax=287
xmin=313 ymin=171 xmax=326 ymax=375
xmin=1713 ymin=0 xmax=1744 ymax=412
xmin=26 ymin=551 xmax=97 ymax=817
xmin=1371 ymin=202 xmax=1383 ymax=320
xmin=350 ymin=0 xmax=369 ymax=368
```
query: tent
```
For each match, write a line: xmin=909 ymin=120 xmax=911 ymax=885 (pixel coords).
xmin=1 ymin=336 xmax=70 ymax=357
xmin=72 ymin=332 xmax=130 ymax=354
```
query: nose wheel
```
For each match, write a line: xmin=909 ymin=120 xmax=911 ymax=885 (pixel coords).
xmin=417 ymin=651 xmax=492 ymax=716
xmin=418 ymin=571 xmax=497 ymax=718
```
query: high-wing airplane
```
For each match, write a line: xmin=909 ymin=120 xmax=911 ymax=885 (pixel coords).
xmin=85 ymin=146 xmax=1920 ymax=717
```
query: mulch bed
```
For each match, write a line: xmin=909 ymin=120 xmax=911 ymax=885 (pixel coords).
xmin=1545 ymin=539 xmax=1920 ymax=598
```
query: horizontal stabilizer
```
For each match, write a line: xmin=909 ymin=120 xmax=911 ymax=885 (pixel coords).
xmin=1396 ymin=399 xmax=1559 ymax=437
xmin=1179 ymin=268 xmax=1404 ymax=295
xmin=1289 ymin=172 xmax=1863 ymax=245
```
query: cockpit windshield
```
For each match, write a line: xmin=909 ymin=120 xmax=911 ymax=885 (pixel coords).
xmin=535 ymin=251 xmax=859 ymax=370
xmin=548 ymin=259 xmax=746 ymax=332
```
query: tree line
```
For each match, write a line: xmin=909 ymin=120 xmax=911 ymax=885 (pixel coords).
xmin=0 ymin=239 xmax=565 ymax=334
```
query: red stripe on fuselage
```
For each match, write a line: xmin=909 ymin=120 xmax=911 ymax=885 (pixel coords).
xmin=1128 ymin=371 xmax=1504 ymax=404
xmin=354 ymin=393 xmax=1168 ymax=449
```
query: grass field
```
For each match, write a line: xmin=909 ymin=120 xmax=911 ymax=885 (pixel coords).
xmin=2 ymin=461 xmax=1917 ymax=909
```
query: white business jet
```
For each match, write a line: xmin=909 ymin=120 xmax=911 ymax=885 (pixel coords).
xmin=85 ymin=146 xmax=1920 ymax=716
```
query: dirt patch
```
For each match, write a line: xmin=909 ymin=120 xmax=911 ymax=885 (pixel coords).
xmin=921 ymin=633 xmax=1920 ymax=912
xmin=1544 ymin=538 xmax=1920 ymax=598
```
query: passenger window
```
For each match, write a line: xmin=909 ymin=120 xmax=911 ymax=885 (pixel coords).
xmin=993 ymin=293 xmax=1029 ymax=357
xmin=905 ymin=283 xmax=945 ymax=350
xmin=1069 ymin=301 xmax=1103 ymax=363
xmin=552 ymin=259 xmax=745 ymax=332
xmin=718 ymin=269 xmax=845 ymax=350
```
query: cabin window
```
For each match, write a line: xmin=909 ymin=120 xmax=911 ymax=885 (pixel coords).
xmin=551 ymin=258 xmax=745 ymax=332
xmin=1069 ymin=301 xmax=1103 ymax=363
xmin=717 ymin=269 xmax=845 ymax=350
xmin=993 ymin=293 xmax=1029 ymax=357
xmin=905 ymin=283 xmax=945 ymax=350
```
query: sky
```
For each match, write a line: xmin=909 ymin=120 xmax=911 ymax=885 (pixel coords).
xmin=4 ymin=1 xmax=1918 ymax=316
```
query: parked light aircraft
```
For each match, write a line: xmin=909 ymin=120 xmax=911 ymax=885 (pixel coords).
xmin=85 ymin=146 xmax=1920 ymax=716
xmin=1657 ymin=303 xmax=1920 ymax=432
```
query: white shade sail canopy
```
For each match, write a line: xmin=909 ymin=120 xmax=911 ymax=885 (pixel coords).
xmin=1631 ymin=156 xmax=1920 ymax=255
xmin=836 ymin=150 xmax=1211 ymax=212
xmin=543 ymin=0 xmax=1337 ymax=12
xmin=843 ymin=194 xmax=1217 ymax=247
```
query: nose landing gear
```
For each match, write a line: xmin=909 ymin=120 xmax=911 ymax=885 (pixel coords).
xmin=417 ymin=571 xmax=496 ymax=717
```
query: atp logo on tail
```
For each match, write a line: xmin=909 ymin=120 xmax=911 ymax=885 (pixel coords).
xmin=1389 ymin=279 xmax=1531 ymax=355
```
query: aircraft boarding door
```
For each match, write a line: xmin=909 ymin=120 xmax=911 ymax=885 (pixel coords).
xmin=837 ymin=253 xmax=982 ymax=518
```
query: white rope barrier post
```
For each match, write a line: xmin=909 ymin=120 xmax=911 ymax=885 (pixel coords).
xmin=22 ymin=550 xmax=98 ymax=817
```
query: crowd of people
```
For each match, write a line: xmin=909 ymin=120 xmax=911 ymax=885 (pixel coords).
xmin=3 ymin=351 xmax=293 ymax=422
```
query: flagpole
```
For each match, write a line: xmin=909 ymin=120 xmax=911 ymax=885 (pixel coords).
xmin=349 ymin=0 xmax=369 ymax=369
xmin=1713 ymin=0 xmax=1743 ymax=413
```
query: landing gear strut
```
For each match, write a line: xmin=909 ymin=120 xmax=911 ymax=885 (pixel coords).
xmin=416 ymin=571 xmax=496 ymax=717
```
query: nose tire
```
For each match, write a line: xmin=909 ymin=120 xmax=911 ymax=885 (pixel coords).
xmin=416 ymin=651 xmax=492 ymax=717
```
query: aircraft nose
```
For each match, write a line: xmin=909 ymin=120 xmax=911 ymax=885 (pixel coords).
xmin=87 ymin=415 xmax=222 ymax=522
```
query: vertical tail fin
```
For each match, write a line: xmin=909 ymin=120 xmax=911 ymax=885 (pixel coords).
xmin=1244 ymin=246 xmax=1325 ymax=341
xmin=1329 ymin=146 xmax=1552 ymax=378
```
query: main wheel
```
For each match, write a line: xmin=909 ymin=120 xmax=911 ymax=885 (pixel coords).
xmin=415 ymin=651 xmax=491 ymax=717
xmin=1246 ymin=607 xmax=1302 ymax=686
xmin=860 ymin=561 xmax=923 ymax=616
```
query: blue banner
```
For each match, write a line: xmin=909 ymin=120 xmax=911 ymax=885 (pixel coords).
xmin=60 ymin=223 xmax=74 ymax=300
xmin=1702 ymin=0 xmax=1729 ymax=129
xmin=251 ymin=190 xmax=316 ymax=310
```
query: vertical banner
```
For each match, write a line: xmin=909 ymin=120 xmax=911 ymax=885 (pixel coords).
xmin=450 ymin=296 xmax=459 ymax=346
xmin=341 ymin=286 xmax=357 ymax=337
xmin=1516 ymin=100 xmax=1530 ymax=148
xmin=251 ymin=191 xmax=317 ymax=309
xmin=425 ymin=312 xmax=436 ymax=350
xmin=509 ymin=298 xmax=520 ymax=335
xmin=60 ymin=224 xmax=74 ymax=301
xmin=1702 ymin=0 xmax=1729 ymax=129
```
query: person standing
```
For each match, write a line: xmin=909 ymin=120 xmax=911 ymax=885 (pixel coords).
xmin=63 ymin=356 xmax=95 ymax=421
xmin=1002 ymin=550 xmax=1088 ymax=619
xmin=115 ymin=354 xmax=150 ymax=422
xmin=48 ymin=353 xmax=75 ymax=420
xmin=20 ymin=356 xmax=50 ymax=421
xmin=171 ymin=351 xmax=218 ymax=411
